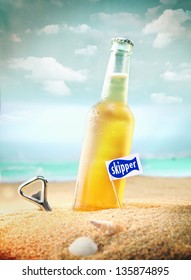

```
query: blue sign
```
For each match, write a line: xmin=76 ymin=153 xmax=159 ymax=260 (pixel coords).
xmin=106 ymin=154 xmax=143 ymax=181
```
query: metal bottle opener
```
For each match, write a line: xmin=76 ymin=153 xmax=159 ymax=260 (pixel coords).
xmin=18 ymin=176 xmax=52 ymax=211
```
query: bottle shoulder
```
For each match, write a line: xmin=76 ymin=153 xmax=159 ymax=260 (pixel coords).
xmin=88 ymin=101 xmax=134 ymax=121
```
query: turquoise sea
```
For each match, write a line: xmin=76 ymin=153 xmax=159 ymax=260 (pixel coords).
xmin=0 ymin=157 xmax=191 ymax=182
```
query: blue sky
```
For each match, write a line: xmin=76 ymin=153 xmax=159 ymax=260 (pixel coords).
xmin=0 ymin=0 xmax=191 ymax=161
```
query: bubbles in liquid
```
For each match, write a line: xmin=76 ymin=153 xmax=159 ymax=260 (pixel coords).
xmin=74 ymin=100 xmax=134 ymax=210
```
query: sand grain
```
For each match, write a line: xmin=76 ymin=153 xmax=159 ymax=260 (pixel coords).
xmin=0 ymin=176 xmax=191 ymax=260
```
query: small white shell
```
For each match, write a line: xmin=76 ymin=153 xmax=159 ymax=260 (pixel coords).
xmin=90 ymin=220 xmax=124 ymax=236
xmin=68 ymin=236 xmax=98 ymax=257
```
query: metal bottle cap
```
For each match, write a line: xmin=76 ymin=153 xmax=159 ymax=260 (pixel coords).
xmin=111 ymin=37 xmax=134 ymax=53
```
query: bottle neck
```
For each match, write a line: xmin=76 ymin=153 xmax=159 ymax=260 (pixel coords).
xmin=101 ymin=48 xmax=132 ymax=103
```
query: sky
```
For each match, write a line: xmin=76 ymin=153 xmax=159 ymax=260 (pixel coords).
xmin=0 ymin=0 xmax=191 ymax=162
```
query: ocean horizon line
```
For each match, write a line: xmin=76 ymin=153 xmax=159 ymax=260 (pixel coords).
xmin=0 ymin=157 xmax=191 ymax=183
xmin=0 ymin=155 xmax=191 ymax=163
xmin=1 ymin=174 xmax=191 ymax=184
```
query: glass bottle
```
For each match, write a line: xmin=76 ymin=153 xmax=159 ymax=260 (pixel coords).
xmin=73 ymin=37 xmax=134 ymax=211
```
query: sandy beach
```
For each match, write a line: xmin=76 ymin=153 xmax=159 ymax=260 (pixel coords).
xmin=0 ymin=176 xmax=191 ymax=260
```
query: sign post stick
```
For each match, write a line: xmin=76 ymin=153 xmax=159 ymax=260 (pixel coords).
xmin=111 ymin=180 xmax=122 ymax=210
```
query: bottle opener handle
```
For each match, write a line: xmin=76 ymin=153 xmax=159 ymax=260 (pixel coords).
xmin=18 ymin=176 xmax=52 ymax=211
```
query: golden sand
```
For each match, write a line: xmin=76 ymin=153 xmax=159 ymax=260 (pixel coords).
xmin=0 ymin=176 xmax=191 ymax=260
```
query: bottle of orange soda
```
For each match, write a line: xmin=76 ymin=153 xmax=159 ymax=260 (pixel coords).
xmin=73 ymin=37 xmax=134 ymax=211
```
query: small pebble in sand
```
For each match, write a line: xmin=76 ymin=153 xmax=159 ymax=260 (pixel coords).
xmin=68 ymin=236 xmax=98 ymax=257
xmin=90 ymin=220 xmax=124 ymax=236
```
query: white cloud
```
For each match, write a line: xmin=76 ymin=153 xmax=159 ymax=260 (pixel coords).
xmin=25 ymin=28 xmax=32 ymax=33
xmin=67 ymin=24 xmax=91 ymax=33
xmin=0 ymin=104 xmax=88 ymax=145
xmin=160 ymin=0 xmax=178 ymax=5
xmin=95 ymin=12 xmax=141 ymax=27
xmin=9 ymin=0 xmax=24 ymax=8
xmin=8 ymin=56 xmax=86 ymax=95
xmin=153 ymin=32 xmax=173 ymax=48
xmin=143 ymin=9 xmax=191 ymax=48
xmin=178 ymin=62 xmax=191 ymax=69
xmin=90 ymin=12 xmax=142 ymax=42
xmin=0 ymin=110 xmax=33 ymax=125
xmin=37 ymin=24 xmax=60 ymax=35
xmin=144 ymin=9 xmax=191 ymax=34
xmin=10 ymin=34 xmax=21 ymax=43
xmin=161 ymin=69 xmax=191 ymax=81
xmin=50 ymin=0 xmax=64 ymax=7
xmin=36 ymin=23 xmax=92 ymax=35
xmin=9 ymin=57 xmax=86 ymax=82
xmin=151 ymin=92 xmax=183 ymax=103
xmin=161 ymin=62 xmax=191 ymax=81
xmin=145 ymin=6 xmax=162 ymax=19
xmin=88 ymin=0 xmax=100 ymax=3
xmin=75 ymin=45 xmax=97 ymax=56
xmin=43 ymin=80 xmax=70 ymax=95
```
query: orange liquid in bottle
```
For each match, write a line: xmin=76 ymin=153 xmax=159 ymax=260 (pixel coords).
xmin=73 ymin=74 xmax=134 ymax=211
